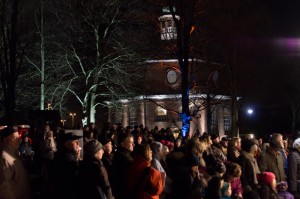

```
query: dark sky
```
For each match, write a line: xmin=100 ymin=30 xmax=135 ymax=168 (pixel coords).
xmin=238 ymin=1 xmax=300 ymax=135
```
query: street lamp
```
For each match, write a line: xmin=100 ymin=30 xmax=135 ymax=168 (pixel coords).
xmin=60 ymin=119 xmax=66 ymax=127
xmin=247 ymin=108 xmax=254 ymax=115
xmin=69 ymin=113 xmax=76 ymax=128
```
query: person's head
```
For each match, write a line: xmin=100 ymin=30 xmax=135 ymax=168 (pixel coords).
xmin=269 ymin=133 xmax=283 ymax=151
xmin=45 ymin=130 xmax=54 ymax=139
xmin=221 ymin=137 xmax=229 ymax=147
xmin=292 ymin=138 xmax=300 ymax=152
xmin=90 ymin=123 xmax=95 ymax=129
xmin=230 ymin=137 xmax=241 ymax=150
xmin=241 ymin=138 xmax=258 ymax=155
xmin=211 ymin=133 xmax=220 ymax=143
xmin=0 ymin=127 xmax=20 ymax=150
xmin=225 ymin=162 xmax=242 ymax=182
xmin=63 ymin=132 xmax=82 ymax=152
xmin=257 ymin=172 xmax=277 ymax=191
xmin=83 ymin=140 xmax=104 ymax=160
xmin=132 ymin=143 xmax=152 ymax=162
xmin=200 ymin=134 xmax=212 ymax=146
xmin=175 ymin=138 xmax=182 ymax=148
xmin=150 ymin=141 xmax=163 ymax=158
xmin=119 ymin=133 xmax=135 ymax=152
xmin=136 ymin=134 xmax=143 ymax=145
xmin=44 ymin=124 xmax=50 ymax=132
xmin=185 ymin=138 xmax=207 ymax=156
xmin=99 ymin=136 xmax=112 ymax=154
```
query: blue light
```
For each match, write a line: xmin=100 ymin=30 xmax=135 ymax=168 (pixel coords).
xmin=181 ymin=113 xmax=191 ymax=137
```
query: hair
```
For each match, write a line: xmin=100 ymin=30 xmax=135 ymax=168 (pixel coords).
xmin=184 ymin=138 xmax=205 ymax=155
xmin=225 ymin=162 xmax=242 ymax=178
xmin=118 ymin=133 xmax=133 ymax=145
xmin=229 ymin=137 xmax=241 ymax=148
xmin=132 ymin=143 xmax=151 ymax=160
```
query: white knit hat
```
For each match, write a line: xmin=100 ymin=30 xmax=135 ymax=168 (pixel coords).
xmin=293 ymin=138 xmax=300 ymax=148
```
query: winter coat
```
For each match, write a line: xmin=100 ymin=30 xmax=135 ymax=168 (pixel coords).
xmin=0 ymin=144 xmax=31 ymax=199
xmin=111 ymin=146 xmax=133 ymax=199
xmin=127 ymin=156 xmax=163 ymax=199
xmin=237 ymin=153 xmax=259 ymax=190
xmin=78 ymin=157 xmax=114 ymax=199
xmin=258 ymin=147 xmax=286 ymax=182
xmin=288 ymin=149 xmax=300 ymax=193
xmin=52 ymin=149 xmax=80 ymax=199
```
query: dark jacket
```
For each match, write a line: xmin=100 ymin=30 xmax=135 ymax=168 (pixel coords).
xmin=78 ymin=157 xmax=114 ymax=199
xmin=237 ymin=153 xmax=257 ymax=190
xmin=52 ymin=149 xmax=80 ymax=199
xmin=111 ymin=146 xmax=133 ymax=199
xmin=288 ymin=149 xmax=300 ymax=193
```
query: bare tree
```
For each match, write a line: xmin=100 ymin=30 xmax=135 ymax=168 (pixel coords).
xmin=51 ymin=0 xmax=146 ymax=125
xmin=0 ymin=0 xmax=34 ymax=125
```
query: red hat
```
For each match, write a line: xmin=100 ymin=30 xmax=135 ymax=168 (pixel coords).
xmin=257 ymin=172 xmax=276 ymax=186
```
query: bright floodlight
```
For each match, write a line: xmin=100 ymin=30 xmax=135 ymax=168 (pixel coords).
xmin=247 ymin=109 xmax=253 ymax=115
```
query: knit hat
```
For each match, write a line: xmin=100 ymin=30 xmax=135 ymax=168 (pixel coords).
xmin=215 ymin=161 xmax=226 ymax=174
xmin=99 ymin=136 xmax=111 ymax=146
xmin=84 ymin=140 xmax=102 ymax=157
xmin=186 ymin=153 xmax=201 ymax=167
xmin=150 ymin=141 xmax=163 ymax=153
xmin=210 ymin=133 xmax=219 ymax=141
xmin=293 ymin=138 xmax=300 ymax=149
xmin=241 ymin=138 xmax=257 ymax=152
xmin=257 ymin=172 xmax=276 ymax=186
xmin=0 ymin=127 xmax=17 ymax=139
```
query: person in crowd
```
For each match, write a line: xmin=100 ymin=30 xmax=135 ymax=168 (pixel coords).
xmin=41 ymin=130 xmax=57 ymax=161
xmin=258 ymin=133 xmax=286 ymax=182
xmin=126 ymin=143 xmax=163 ymax=199
xmin=227 ymin=137 xmax=241 ymax=162
xmin=51 ymin=132 xmax=82 ymax=199
xmin=236 ymin=138 xmax=260 ymax=192
xmin=277 ymin=181 xmax=294 ymax=199
xmin=202 ymin=133 xmax=227 ymax=163
xmin=205 ymin=160 xmax=227 ymax=199
xmin=0 ymin=127 xmax=31 ymax=199
xmin=220 ymin=137 xmax=229 ymax=156
xmin=288 ymin=137 xmax=300 ymax=199
xmin=223 ymin=162 xmax=243 ymax=199
xmin=135 ymin=134 xmax=143 ymax=145
xmin=173 ymin=137 xmax=182 ymax=152
xmin=211 ymin=133 xmax=222 ymax=150
xmin=151 ymin=141 xmax=171 ymax=199
xmin=90 ymin=122 xmax=99 ymax=140
xmin=257 ymin=172 xmax=282 ymax=199
xmin=83 ymin=125 xmax=90 ymax=138
xmin=83 ymin=130 xmax=94 ymax=145
xmin=100 ymin=135 xmax=114 ymax=179
xmin=111 ymin=133 xmax=134 ymax=199
xmin=19 ymin=132 xmax=34 ymax=169
xmin=78 ymin=140 xmax=114 ymax=199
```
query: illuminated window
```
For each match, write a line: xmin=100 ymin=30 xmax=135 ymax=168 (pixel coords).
xmin=224 ymin=108 xmax=231 ymax=131
xmin=154 ymin=107 xmax=168 ymax=122
xmin=129 ymin=107 xmax=137 ymax=127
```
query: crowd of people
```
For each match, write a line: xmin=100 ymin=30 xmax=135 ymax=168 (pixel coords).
xmin=1 ymin=122 xmax=300 ymax=199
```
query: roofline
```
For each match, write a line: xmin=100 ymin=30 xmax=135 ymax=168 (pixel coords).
xmin=105 ymin=94 xmax=241 ymax=104
xmin=145 ymin=59 xmax=224 ymax=66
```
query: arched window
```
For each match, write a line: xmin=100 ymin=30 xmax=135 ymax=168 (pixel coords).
xmin=154 ymin=106 xmax=168 ymax=122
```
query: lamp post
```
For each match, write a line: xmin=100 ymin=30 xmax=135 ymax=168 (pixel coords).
xmin=60 ymin=119 xmax=66 ymax=127
xmin=69 ymin=113 xmax=76 ymax=128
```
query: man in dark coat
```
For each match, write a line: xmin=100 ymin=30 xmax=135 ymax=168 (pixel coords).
xmin=51 ymin=132 xmax=82 ymax=199
xmin=236 ymin=139 xmax=260 ymax=192
xmin=111 ymin=133 xmax=134 ymax=199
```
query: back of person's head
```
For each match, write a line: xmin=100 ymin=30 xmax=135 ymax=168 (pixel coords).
xmin=225 ymin=162 xmax=242 ymax=178
xmin=132 ymin=143 xmax=151 ymax=161
xmin=269 ymin=133 xmax=283 ymax=151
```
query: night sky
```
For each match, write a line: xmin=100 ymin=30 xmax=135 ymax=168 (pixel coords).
xmin=238 ymin=1 xmax=300 ymax=136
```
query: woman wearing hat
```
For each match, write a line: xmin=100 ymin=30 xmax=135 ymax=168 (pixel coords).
xmin=77 ymin=140 xmax=114 ymax=199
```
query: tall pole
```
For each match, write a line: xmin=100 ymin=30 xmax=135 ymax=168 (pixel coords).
xmin=70 ymin=113 xmax=76 ymax=128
